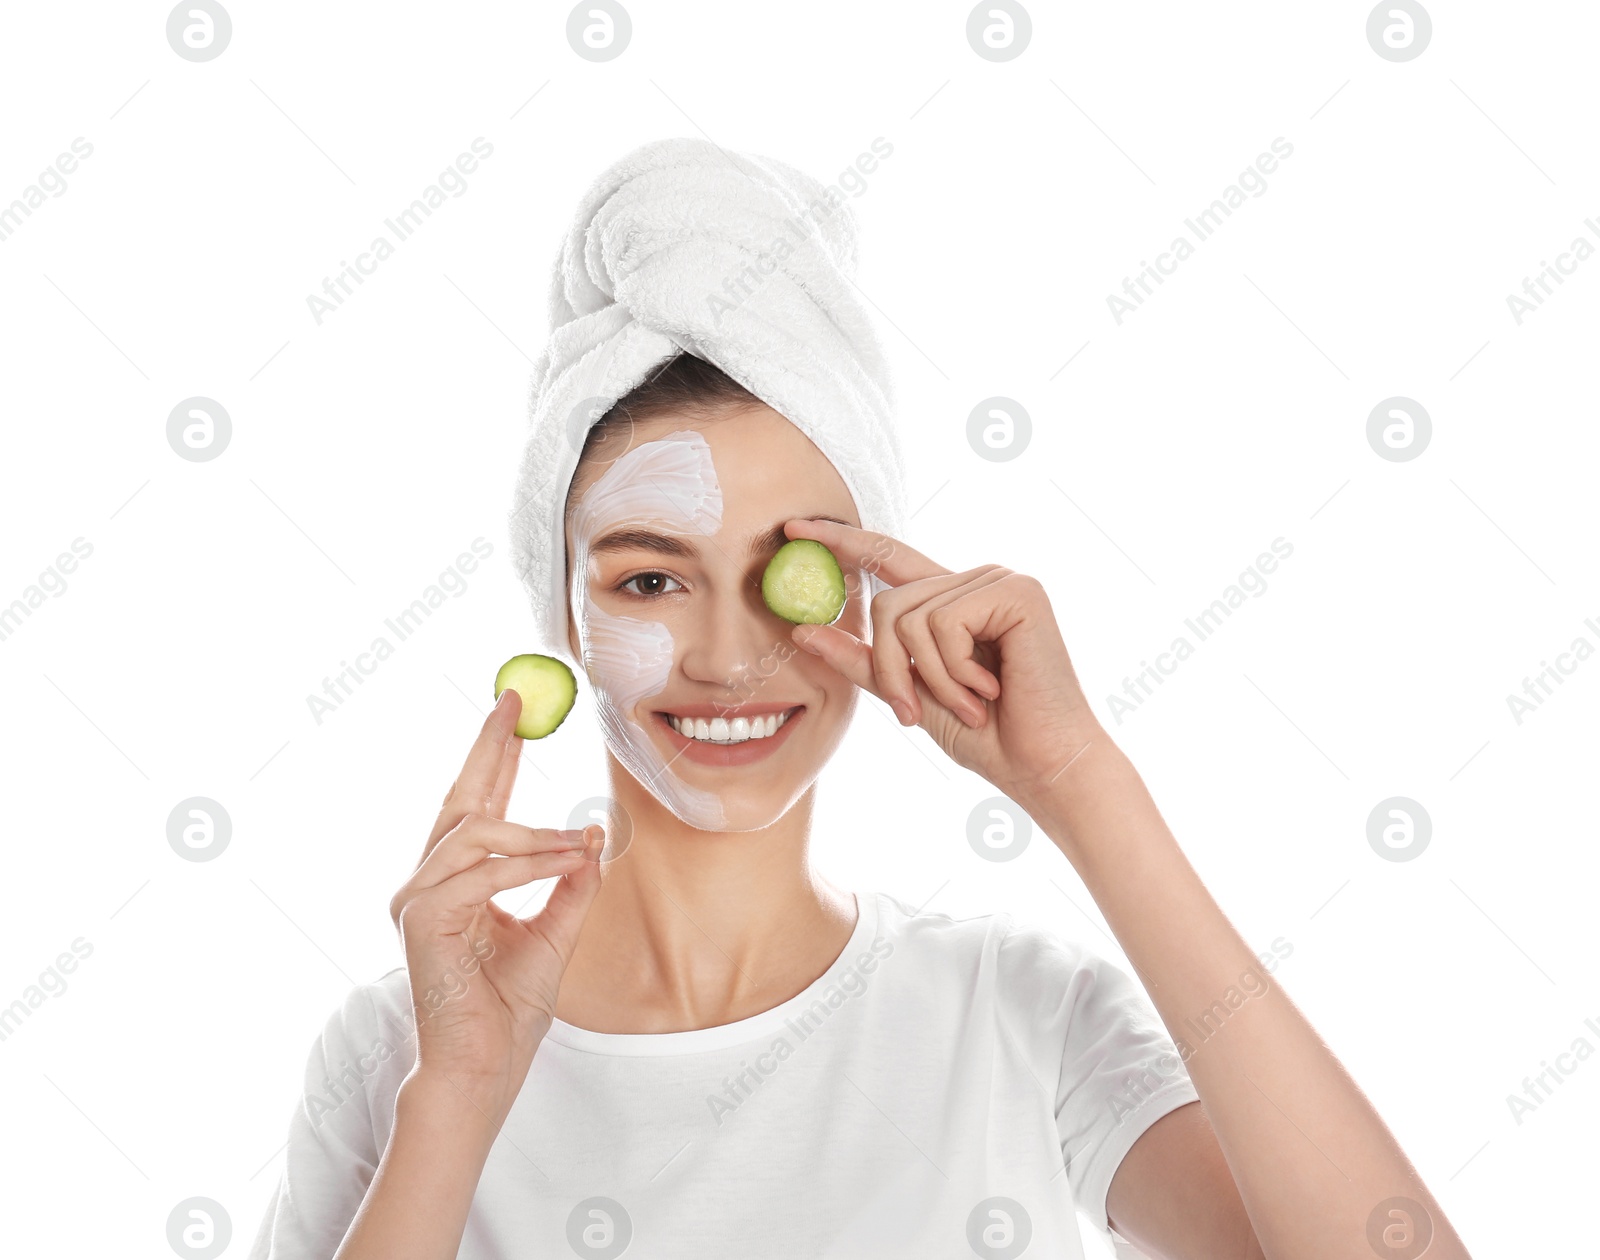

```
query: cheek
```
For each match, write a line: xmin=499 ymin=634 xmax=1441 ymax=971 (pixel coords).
xmin=579 ymin=606 xmax=675 ymax=712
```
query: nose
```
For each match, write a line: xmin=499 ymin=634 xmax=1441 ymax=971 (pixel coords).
xmin=676 ymin=569 xmax=789 ymax=698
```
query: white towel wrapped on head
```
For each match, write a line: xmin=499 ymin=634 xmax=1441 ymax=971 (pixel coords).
xmin=507 ymin=136 xmax=908 ymax=662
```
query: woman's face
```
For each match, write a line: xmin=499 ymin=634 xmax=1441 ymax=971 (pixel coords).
xmin=564 ymin=403 xmax=867 ymax=832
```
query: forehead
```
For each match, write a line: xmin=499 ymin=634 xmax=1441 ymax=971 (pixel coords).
xmin=570 ymin=406 xmax=854 ymax=532
xmin=570 ymin=426 xmax=722 ymax=540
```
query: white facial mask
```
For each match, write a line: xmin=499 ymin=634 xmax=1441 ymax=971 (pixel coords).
xmin=569 ymin=429 xmax=728 ymax=830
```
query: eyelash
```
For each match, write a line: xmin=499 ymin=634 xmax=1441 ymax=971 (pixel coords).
xmin=614 ymin=570 xmax=686 ymax=600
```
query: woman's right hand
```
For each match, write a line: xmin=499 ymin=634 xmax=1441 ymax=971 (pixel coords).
xmin=388 ymin=687 xmax=604 ymax=1125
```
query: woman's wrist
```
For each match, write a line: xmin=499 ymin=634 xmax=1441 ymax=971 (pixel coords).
xmin=1003 ymin=720 xmax=1125 ymax=846
xmin=333 ymin=1066 xmax=526 ymax=1260
xmin=397 ymin=1062 xmax=527 ymax=1151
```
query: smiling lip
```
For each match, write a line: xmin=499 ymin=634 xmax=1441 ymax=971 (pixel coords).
xmin=654 ymin=702 xmax=801 ymax=719
xmin=652 ymin=704 xmax=805 ymax=767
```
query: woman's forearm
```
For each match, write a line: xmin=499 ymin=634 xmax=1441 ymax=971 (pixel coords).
xmin=332 ymin=1070 xmax=509 ymax=1260
xmin=1012 ymin=732 xmax=1470 ymax=1260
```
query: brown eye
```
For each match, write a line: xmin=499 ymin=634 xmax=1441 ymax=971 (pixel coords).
xmin=619 ymin=572 xmax=684 ymax=599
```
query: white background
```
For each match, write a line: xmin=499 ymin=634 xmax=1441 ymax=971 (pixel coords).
xmin=1 ymin=2 xmax=1595 ymax=1257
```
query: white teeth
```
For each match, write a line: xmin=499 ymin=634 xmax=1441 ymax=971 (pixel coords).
xmin=667 ymin=709 xmax=792 ymax=744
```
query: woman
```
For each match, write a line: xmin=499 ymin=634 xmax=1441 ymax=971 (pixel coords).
xmin=250 ymin=141 xmax=1470 ymax=1260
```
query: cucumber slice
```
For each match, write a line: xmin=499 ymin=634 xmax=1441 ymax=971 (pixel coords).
xmin=493 ymin=654 xmax=577 ymax=739
xmin=762 ymin=539 xmax=847 ymax=625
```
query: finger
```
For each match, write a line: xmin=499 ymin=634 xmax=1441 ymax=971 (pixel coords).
xmin=783 ymin=517 xmax=951 ymax=589
xmin=516 ymin=824 xmax=606 ymax=957
xmin=798 ymin=618 xmax=964 ymax=733
xmin=869 ymin=567 xmax=1003 ymax=714
xmin=486 ymin=716 xmax=524 ymax=818
xmin=398 ymin=850 xmax=589 ymax=941
xmin=790 ymin=620 xmax=885 ymax=706
xmin=423 ymin=689 xmax=522 ymax=862
xmin=393 ymin=816 xmax=588 ymax=925
xmin=903 ymin=570 xmax=1012 ymax=720
xmin=483 ymin=825 xmax=601 ymax=940
xmin=899 ymin=608 xmax=984 ymax=727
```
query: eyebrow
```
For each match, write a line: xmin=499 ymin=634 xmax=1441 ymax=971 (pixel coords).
xmin=587 ymin=515 xmax=854 ymax=562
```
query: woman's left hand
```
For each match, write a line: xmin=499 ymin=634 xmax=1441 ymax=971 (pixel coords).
xmin=781 ymin=518 xmax=1104 ymax=804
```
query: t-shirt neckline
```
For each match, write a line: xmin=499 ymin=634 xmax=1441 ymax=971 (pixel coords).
xmin=542 ymin=888 xmax=879 ymax=1056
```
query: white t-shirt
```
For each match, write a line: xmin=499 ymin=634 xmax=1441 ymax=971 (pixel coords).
xmin=249 ymin=888 xmax=1199 ymax=1259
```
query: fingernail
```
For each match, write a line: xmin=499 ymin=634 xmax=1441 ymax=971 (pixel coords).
xmin=893 ymin=699 xmax=913 ymax=725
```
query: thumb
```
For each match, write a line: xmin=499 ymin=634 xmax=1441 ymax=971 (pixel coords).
xmin=518 ymin=824 xmax=604 ymax=957
xmin=792 ymin=623 xmax=884 ymax=704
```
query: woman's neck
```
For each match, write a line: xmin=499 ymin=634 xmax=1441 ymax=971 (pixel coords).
xmin=550 ymin=768 xmax=857 ymax=1035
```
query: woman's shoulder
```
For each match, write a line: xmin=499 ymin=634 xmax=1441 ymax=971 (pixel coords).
xmin=298 ymin=966 xmax=416 ymax=1093
xmin=342 ymin=966 xmax=417 ymax=1062
xmin=289 ymin=967 xmax=415 ymax=1135
xmin=871 ymin=887 xmax=1015 ymax=950
xmin=870 ymin=889 xmax=1081 ymax=972
xmin=360 ymin=964 xmax=414 ymax=1025
xmin=872 ymin=887 xmax=1084 ymax=947
xmin=309 ymin=965 xmax=413 ymax=1037
xmin=868 ymin=888 xmax=1109 ymax=996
